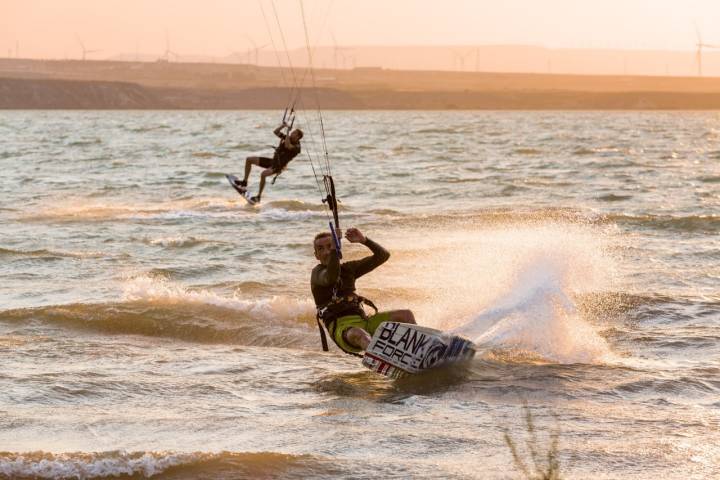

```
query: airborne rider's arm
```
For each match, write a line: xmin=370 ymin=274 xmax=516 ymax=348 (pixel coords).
xmin=311 ymin=249 xmax=340 ymax=287
xmin=273 ymin=124 xmax=287 ymax=139
xmin=346 ymin=238 xmax=390 ymax=279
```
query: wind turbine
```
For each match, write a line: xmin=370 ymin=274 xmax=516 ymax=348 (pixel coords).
xmin=331 ymin=32 xmax=352 ymax=70
xmin=694 ymin=23 xmax=719 ymax=77
xmin=76 ymin=36 xmax=101 ymax=61
xmin=243 ymin=35 xmax=267 ymax=65
xmin=228 ymin=49 xmax=245 ymax=63
xmin=161 ymin=30 xmax=179 ymax=62
xmin=251 ymin=44 xmax=267 ymax=65
xmin=452 ymin=48 xmax=474 ymax=71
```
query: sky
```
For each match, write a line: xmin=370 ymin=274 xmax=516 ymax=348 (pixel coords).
xmin=2 ymin=0 xmax=720 ymax=60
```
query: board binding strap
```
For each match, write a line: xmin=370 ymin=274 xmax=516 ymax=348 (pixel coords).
xmin=225 ymin=174 xmax=258 ymax=205
xmin=362 ymin=322 xmax=476 ymax=379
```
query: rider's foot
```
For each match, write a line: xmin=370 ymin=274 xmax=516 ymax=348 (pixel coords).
xmin=249 ymin=195 xmax=261 ymax=204
xmin=235 ymin=179 xmax=248 ymax=188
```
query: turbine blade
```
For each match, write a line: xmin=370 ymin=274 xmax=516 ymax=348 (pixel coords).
xmin=694 ymin=21 xmax=703 ymax=44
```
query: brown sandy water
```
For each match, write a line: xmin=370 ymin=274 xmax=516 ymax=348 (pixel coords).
xmin=0 ymin=111 xmax=718 ymax=479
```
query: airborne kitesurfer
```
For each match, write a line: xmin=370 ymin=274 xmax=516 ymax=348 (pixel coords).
xmin=233 ymin=121 xmax=303 ymax=204
xmin=311 ymin=227 xmax=416 ymax=355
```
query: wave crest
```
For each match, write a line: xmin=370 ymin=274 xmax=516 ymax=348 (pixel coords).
xmin=0 ymin=450 xmax=334 ymax=480
xmin=0 ymin=247 xmax=102 ymax=259
xmin=140 ymin=236 xmax=219 ymax=249
xmin=265 ymin=199 xmax=329 ymax=212
xmin=1 ymin=276 xmax=317 ymax=347
xmin=18 ymin=197 xmax=237 ymax=223
xmin=608 ymin=213 xmax=720 ymax=233
xmin=121 ymin=275 xmax=314 ymax=322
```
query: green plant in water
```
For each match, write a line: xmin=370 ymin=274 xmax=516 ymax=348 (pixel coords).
xmin=503 ymin=403 xmax=561 ymax=480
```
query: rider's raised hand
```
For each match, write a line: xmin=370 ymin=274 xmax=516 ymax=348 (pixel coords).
xmin=345 ymin=228 xmax=366 ymax=244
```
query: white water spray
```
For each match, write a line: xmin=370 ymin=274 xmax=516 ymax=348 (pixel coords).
xmin=372 ymin=220 xmax=619 ymax=364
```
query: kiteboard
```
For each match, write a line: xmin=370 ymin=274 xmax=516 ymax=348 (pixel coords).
xmin=225 ymin=174 xmax=258 ymax=205
xmin=362 ymin=322 xmax=476 ymax=379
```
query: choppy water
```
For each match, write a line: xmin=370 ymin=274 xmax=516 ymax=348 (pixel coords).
xmin=1 ymin=110 xmax=719 ymax=479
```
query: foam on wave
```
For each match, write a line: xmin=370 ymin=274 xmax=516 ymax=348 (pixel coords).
xmin=0 ymin=450 xmax=332 ymax=480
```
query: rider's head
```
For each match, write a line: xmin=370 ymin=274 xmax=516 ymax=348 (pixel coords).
xmin=313 ymin=232 xmax=334 ymax=265
xmin=290 ymin=129 xmax=303 ymax=143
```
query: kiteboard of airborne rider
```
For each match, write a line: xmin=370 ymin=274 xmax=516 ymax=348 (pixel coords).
xmin=233 ymin=121 xmax=303 ymax=204
xmin=311 ymin=227 xmax=416 ymax=355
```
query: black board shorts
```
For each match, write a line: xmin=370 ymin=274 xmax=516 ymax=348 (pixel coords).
xmin=257 ymin=157 xmax=274 ymax=169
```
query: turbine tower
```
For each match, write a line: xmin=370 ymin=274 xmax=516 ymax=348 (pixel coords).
xmin=160 ymin=30 xmax=180 ymax=62
xmin=243 ymin=35 xmax=267 ymax=66
xmin=252 ymin=44 xmax=267 ymax=65
xmin=694 ymin=23 xmax=719 ymax=77
xmin=331 ymin=31 xmax=352 ymax=69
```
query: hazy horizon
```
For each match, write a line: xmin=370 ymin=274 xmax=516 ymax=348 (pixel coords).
xmin=4 ymin=0 xmax=720 ymax=61
xmin=6 ymin=44 xmax=719 ymax=78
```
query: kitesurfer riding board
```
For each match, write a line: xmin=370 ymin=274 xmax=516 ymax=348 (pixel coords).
xmin=310 ymin=227 xmax=476 ymax=378
xmin=230 ymin=121 xmax=303 ymax=204
xmin=311 ymin=227 xmax=417 ymax=356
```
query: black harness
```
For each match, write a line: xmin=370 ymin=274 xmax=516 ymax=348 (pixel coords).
xmin=315 ymin=292 xmax=379 ymax=358
xmin=271 ymin=106 xmax=297 ymax=185
xmin=270 ymin=141 xmax=300 ymax=185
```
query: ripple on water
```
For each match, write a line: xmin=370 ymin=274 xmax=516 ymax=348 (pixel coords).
xmin=597 ymin=193 xmax=633 ymax=202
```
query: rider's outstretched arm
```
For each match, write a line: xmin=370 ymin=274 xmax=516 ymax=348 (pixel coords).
xmin=347 ymin=238 xmax=390 ymax=279
xmin=273 ymin=124 xmax=287 ymax=139
xmin=311 ymin=250 xmax=340 ymax=287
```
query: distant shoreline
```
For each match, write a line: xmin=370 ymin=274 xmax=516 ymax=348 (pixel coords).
xmin=5 ymin=77 xmax=720 ymax=110
xmin=3 ymin=58 xmax=720 ymax=110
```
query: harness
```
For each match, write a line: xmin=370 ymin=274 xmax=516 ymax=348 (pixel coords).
xmin=270 ymin=143 xmax=299 ymax=185
xmin=315 ymin=291 xmax=379 ymax=358
xmin=271 ymin=106 xmax=296 ymax=186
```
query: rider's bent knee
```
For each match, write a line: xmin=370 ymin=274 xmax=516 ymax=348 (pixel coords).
xmin=345 ymin=327 xmax=370 ymax=348
xmin=394 ymin=309 xmax=415 ymax=324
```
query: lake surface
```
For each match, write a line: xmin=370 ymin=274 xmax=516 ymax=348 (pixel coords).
xmin=1 ymin=110 xmax=718 ymax=479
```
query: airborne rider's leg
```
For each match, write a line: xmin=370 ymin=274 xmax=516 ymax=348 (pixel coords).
xmin=243 ymin=157 xmax=261 ymax=184
xmin=255 ymin=168 xmax=275 ymax=200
